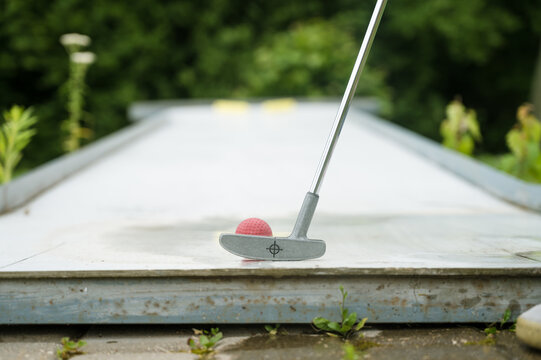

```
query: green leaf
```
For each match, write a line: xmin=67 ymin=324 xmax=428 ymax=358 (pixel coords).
xmin=210 ymin=332 xmax=223 ymax=345
xmin=355 ymin=317 xmax=368 ymax=331
xmin=440 ymin=119 xmax=451 ymax=137
xmin=499 ymin=154 xmax=517 ymax=173
xmin=530 ymin=120 xmax=541 ymax=143
xmin=0 ymin=131 xmax=5 ymax=155
xmin=342 ymin=312 xmax=357 ymax=331
xmin=0 ymin=105 xmax=38 ymax=184
xmin=506 ymin=129 xmax=524 ymax=158
xmin=199 ymin=335 xmax=210 ymax=348
xmin=465 ymin=110 xmax=481 ymax=141
xmin=446 ymin=100 xmax=464 ymax=124
xmin=327 ymin=321 xmax=342 ymax=333
xmin=457 ymin=135 xmax=474 ymax=156
xmin=525 ymin=142 xmax=540 ymax=166
xmin=501 ymin=309 xmax=511 ymax=328
xmin=313 ymin=317 xmax=332 ymax=332
xmin=265 ymin=324 xmax=280 ymax=335
xmin=190 ymin=348 xmax=208 ymax=355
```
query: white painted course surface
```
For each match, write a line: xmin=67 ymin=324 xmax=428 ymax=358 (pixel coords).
xmin=0 ymin=102 xmax=540 ymax=274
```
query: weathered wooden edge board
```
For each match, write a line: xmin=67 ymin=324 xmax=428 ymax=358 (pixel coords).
xmin=1 ymin=275 xmax=538 ymax=324
xmin=1 ymin=267 xmax=541 ymax=279
xmin=351 ymin=107 xmax=541 ymax=212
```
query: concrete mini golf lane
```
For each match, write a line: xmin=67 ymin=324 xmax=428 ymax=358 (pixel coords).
xmin=0 ymin=102 xmax=540 ymax=324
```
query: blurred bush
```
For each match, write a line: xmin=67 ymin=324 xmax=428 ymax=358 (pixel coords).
xmin=243 ymin=20 xmax=389 ymax=100
xmin=440 ymin=99 xmax=481 ymax=156
xmin=503 ymin=104 xmax=541 ymax=182
xmin=0 ymin=0 xmax=540 ymax=169
xmin=378 ymin=0 xmax=540 ymax=155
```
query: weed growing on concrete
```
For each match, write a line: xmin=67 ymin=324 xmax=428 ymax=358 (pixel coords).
xmin=188 ymin=328 xmax=223 ymax=356
xmin=264 ymin=324 xmax=281 ymax=336
xmin=313 ymin=285 xmax=367 ymax=339
xmin=467 ymin=309 xmax=515 ymax=346
xmin=499 ymin=308 xmax=514 ymax=330
xmin=56 ymin=337 xmax=86 ymax=359
xmin=484 ymin=308 xmax=515 ymax=335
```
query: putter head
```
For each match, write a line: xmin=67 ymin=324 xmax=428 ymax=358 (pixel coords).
xmin=219 ymin=233 xmax=326 ymax=261
xmin=220 ymin=192 xmax=325 ymax=260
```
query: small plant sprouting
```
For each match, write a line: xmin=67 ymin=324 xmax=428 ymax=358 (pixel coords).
xmin=466 ymin=309 xmax=514 ymax=346
xmin=501 ymin=103 xmax=541 ymax=182
xmin=59 ymin=33 xmax=96 ymax=153
xmin=264 ymin=324 xmax=281 ymax=336
xmin=0 ymin=105 xmax=38 ymax=184
xmin=440 ymin=98 xmax=481 ymax=156
xmin=485 ymin=308 xmax=514 ymax=333
xmin=188 ymin=328 xmax=223 ymax=356
xmin=56 ymin=337 xmax=86 ymax=359
xmin=500 ymin=308 xmax=512 ymax=329
xmin=312 ymin=286 xmax=367 ymax=339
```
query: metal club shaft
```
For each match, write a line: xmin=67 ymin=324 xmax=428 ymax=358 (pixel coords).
xmin=309 ymin=0 xmax=388 ymax=195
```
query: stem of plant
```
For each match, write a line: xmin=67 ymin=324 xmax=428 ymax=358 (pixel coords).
xmin=64 ymin=61 xmax=88 ymax=152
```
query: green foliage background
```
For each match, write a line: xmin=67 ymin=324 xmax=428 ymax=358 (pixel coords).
xmin=1 ymin=0 xmax=540 ymax=168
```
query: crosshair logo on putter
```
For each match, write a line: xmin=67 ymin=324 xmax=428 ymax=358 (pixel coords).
xmin=266 ymin=240 xmax=283 ymax=257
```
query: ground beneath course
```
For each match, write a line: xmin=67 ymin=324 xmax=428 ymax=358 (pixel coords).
xmin=1 ymin=324 xmax=540 ymax=359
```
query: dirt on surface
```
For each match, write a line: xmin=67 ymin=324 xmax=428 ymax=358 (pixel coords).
xmin=220 ymin=325 xmax=541 ymax=360
xmin=0 ymin=324 xmax=540 ymax=359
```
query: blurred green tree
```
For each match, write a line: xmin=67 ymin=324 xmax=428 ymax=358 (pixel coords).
xmin=236 ymin=18 xmax=390 ymax=116
xmin=0 ymin=0 xmax=539 ymax=170
xmin=374 ymin=0 xmax=540 ymax=153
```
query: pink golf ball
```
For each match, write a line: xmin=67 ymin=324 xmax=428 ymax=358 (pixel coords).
xmin=235 ymin=218 xmax=273 ymax=237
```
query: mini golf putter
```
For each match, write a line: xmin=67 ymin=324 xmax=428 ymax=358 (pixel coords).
xmin=220 ymin=0 xmax=388 ymax=261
